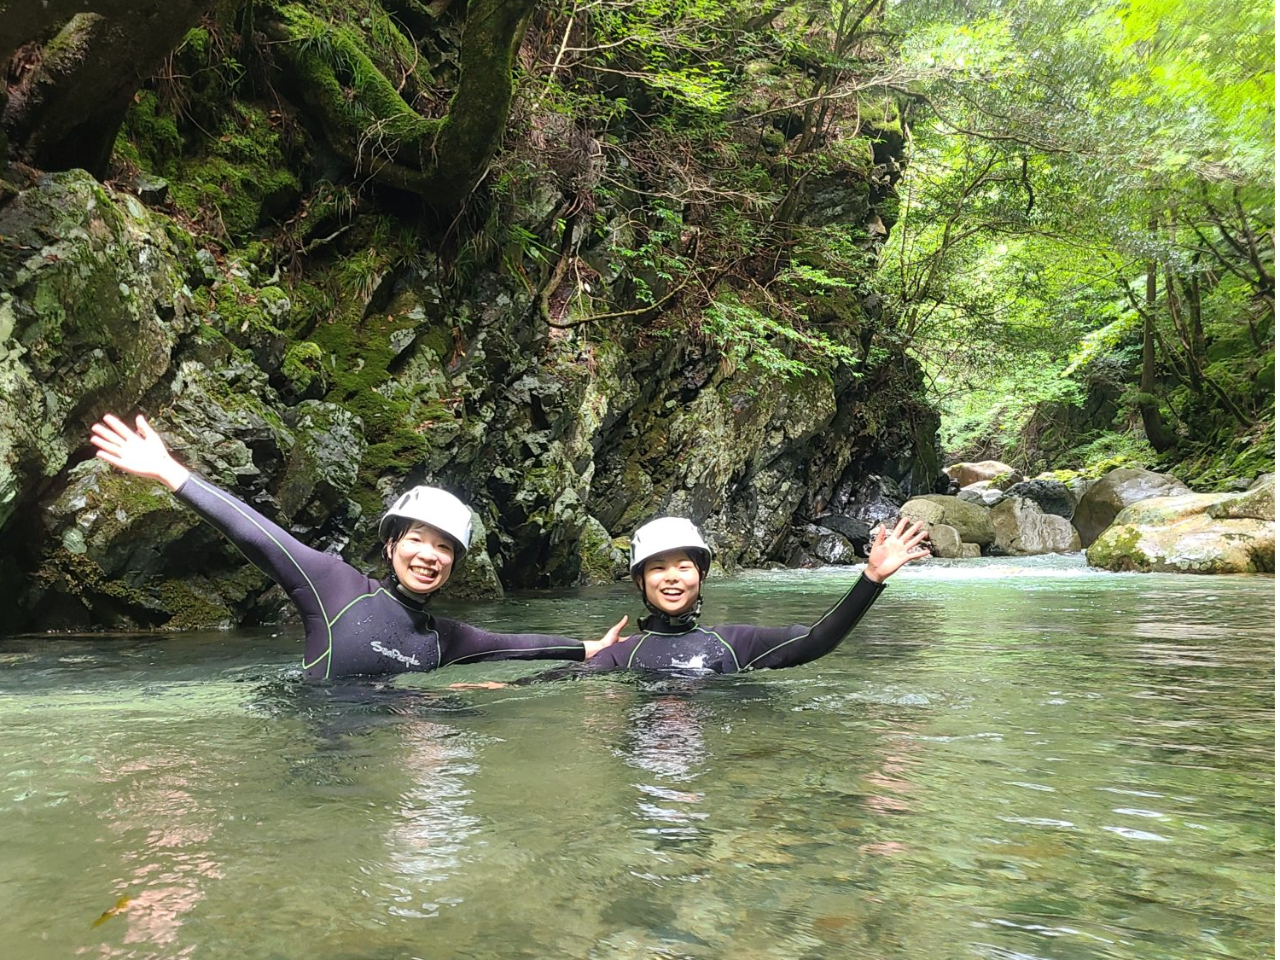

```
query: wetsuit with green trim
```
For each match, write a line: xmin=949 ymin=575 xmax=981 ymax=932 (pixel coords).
xmin=175 ymin=474 xmax=587 ymax=679
xmin=585 ymin=575 xmax=885 ymax=674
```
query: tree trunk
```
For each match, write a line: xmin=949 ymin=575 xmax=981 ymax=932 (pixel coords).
xmin=1 ymin=0 xmax=215 ymax=176
xmin=1139 ymin=253 xmax=1177 ymax=453
xmin=265 ymin=0 xmax=536 ymax=207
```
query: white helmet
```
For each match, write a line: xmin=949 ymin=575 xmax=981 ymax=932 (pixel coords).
xmin=379 ymin=486 xmax=473 ymax=561
xmin=629 ymin=517 xmax=712 ymax=577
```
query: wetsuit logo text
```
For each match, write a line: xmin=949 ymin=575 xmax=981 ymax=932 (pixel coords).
xmin=370 ymin=641 xmax=420 ymax=667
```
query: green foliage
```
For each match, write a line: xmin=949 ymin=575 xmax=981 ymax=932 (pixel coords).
xmin=884 ymin=0 xmax=1274 ymax=480
xmin=117 ymin=91 xmax=184 ymax=172
xmin=1066 ymin=431 xmax=1158 ymax=477
xmin=701 ymin=295 xmax=859 ymax=380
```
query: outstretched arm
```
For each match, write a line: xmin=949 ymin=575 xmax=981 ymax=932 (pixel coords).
xmin=737 ymin=517 xmax=931 ymax=671
xmin=440 ymin=615 xmax=630 ymax=670
xmin=448 ymin=618 xmax=631 ymax=689
xmin=89 ymin=413 xmax=355 ymax=641
xmin=584 ymin=616 xmax=629 ymax=659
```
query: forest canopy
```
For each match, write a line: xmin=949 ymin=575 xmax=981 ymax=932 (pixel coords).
xmin=877 ymin=0 xmax=1274 ymax=482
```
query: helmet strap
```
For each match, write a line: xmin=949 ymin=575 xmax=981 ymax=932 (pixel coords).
xmin=385 ymin=573 xmax=434 ymax=611
xmin=635 ymin=575 xmax=703 ymax=632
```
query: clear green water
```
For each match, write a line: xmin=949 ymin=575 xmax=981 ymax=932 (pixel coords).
xmin=1 ymin=555 xmax=1273 ymax=959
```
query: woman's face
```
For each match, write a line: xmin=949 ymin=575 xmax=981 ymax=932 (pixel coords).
xmin=389 ymin=521 xmax=456 ymax=595
xmin=641 ymin=549 xmax=702 ymax=616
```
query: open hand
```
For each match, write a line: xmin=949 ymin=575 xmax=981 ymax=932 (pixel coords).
xmin=865 ymin=517 xmax=931 ymax=583
xmin=583 ymin=615 xmax=629 ymax=659
xmin=90 ymin=414 xmax=190 ymax=491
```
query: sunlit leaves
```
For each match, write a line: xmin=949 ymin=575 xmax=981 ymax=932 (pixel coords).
xmin=702 ymin=295 xmax=860 ymax=378
xmin=879 ymin=0 xmax=1272 ymax=461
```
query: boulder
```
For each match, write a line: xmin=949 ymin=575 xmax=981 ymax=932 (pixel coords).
xmin=1072 ymin=468 xmax=1192 ymax=547
xmin=789 ymin=524 xmax=857 ymax=566
xmin=813 ymin=514 xmax=872 ymax=552
xmin=1208 ymin=474 xmax=1274 ymax=522
xmin=927 ymin=523 xmax=964 ymax=559
xmin=1065 ymin=476 xmax=1098 ymax=509
xmin=1005 ymin=479 xmax=1074 ymax=520
xmin=901 ymin=494 xmax=996 ymax=546
xmin=991 ymin=496 xmax=1082 ymax=555
xmin=946 ymin=460 xmax=1020 ymax=488
xmin=956 ymin=542 xmax=982 ymax=558
xmin=135 ymin=174 xmax=170 ymax=206
xmin=1087 ymin=493 xmax=1274 ymax=574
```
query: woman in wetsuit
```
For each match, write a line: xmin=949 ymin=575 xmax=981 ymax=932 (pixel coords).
xmin=585 ymin=515 xmax=929 ymax=674
xmin=89 ymin=413 xmax=626 ymax=679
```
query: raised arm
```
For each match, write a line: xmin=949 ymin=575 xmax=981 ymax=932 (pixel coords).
xmin=91 ymin=413 xmax=190 ymax=491
xmin=737 ymin=518 xmax=930 ymax=671
xmin=90 ymin=413 xmax=353 ymax=625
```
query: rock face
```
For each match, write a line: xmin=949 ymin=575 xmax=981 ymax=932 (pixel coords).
xmin=991 ymin=496 xmax=1081 ymax=555
xmin=945 ymin=460 xmax=1019 ymax=488
xmin=1072 ymin=467 xmax=1192 ymax=547
xmin=0 ymin=172 xmax=194 ymax=535
xmin=0 ymin=171 xmax=939 ymax=632
xmin=1087 ymin=480 xmax=1275 ymax=574
xmin=900 ymin=494 xmax=996 ymax=547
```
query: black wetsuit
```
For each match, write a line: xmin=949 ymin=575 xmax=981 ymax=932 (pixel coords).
xmin=175 ymin=475 xmax=586 ymax=679
xmin=586 ymin=575 xmax=885 ymax=674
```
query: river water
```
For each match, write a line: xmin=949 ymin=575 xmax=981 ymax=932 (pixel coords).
xmin=0 ymin=555 xmax=1272 ymax=959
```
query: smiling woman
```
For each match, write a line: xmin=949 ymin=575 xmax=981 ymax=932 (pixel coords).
xmin=378 ymin=486 xmax=474 ymax=595
xmin=582 ymin=514 xmax=930 ymax=674
xmin=86 ymin=413 xmax=627 ymax=678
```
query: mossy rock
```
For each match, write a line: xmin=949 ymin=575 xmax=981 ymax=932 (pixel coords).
xmin=1209 ymin=475 xmax=1276 ymax=521
xmin=0 ymin=171 xmax=193 ymax=533
xmin=577 ymin=515 xmax=626 ymax=584
xmin=1087 ymin=514 xmax=1274 ymax=574
xmin=157 ymin=579 xmax=235 ymax=629
xmin=277 ymin=400 xmax=367 ymax=526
